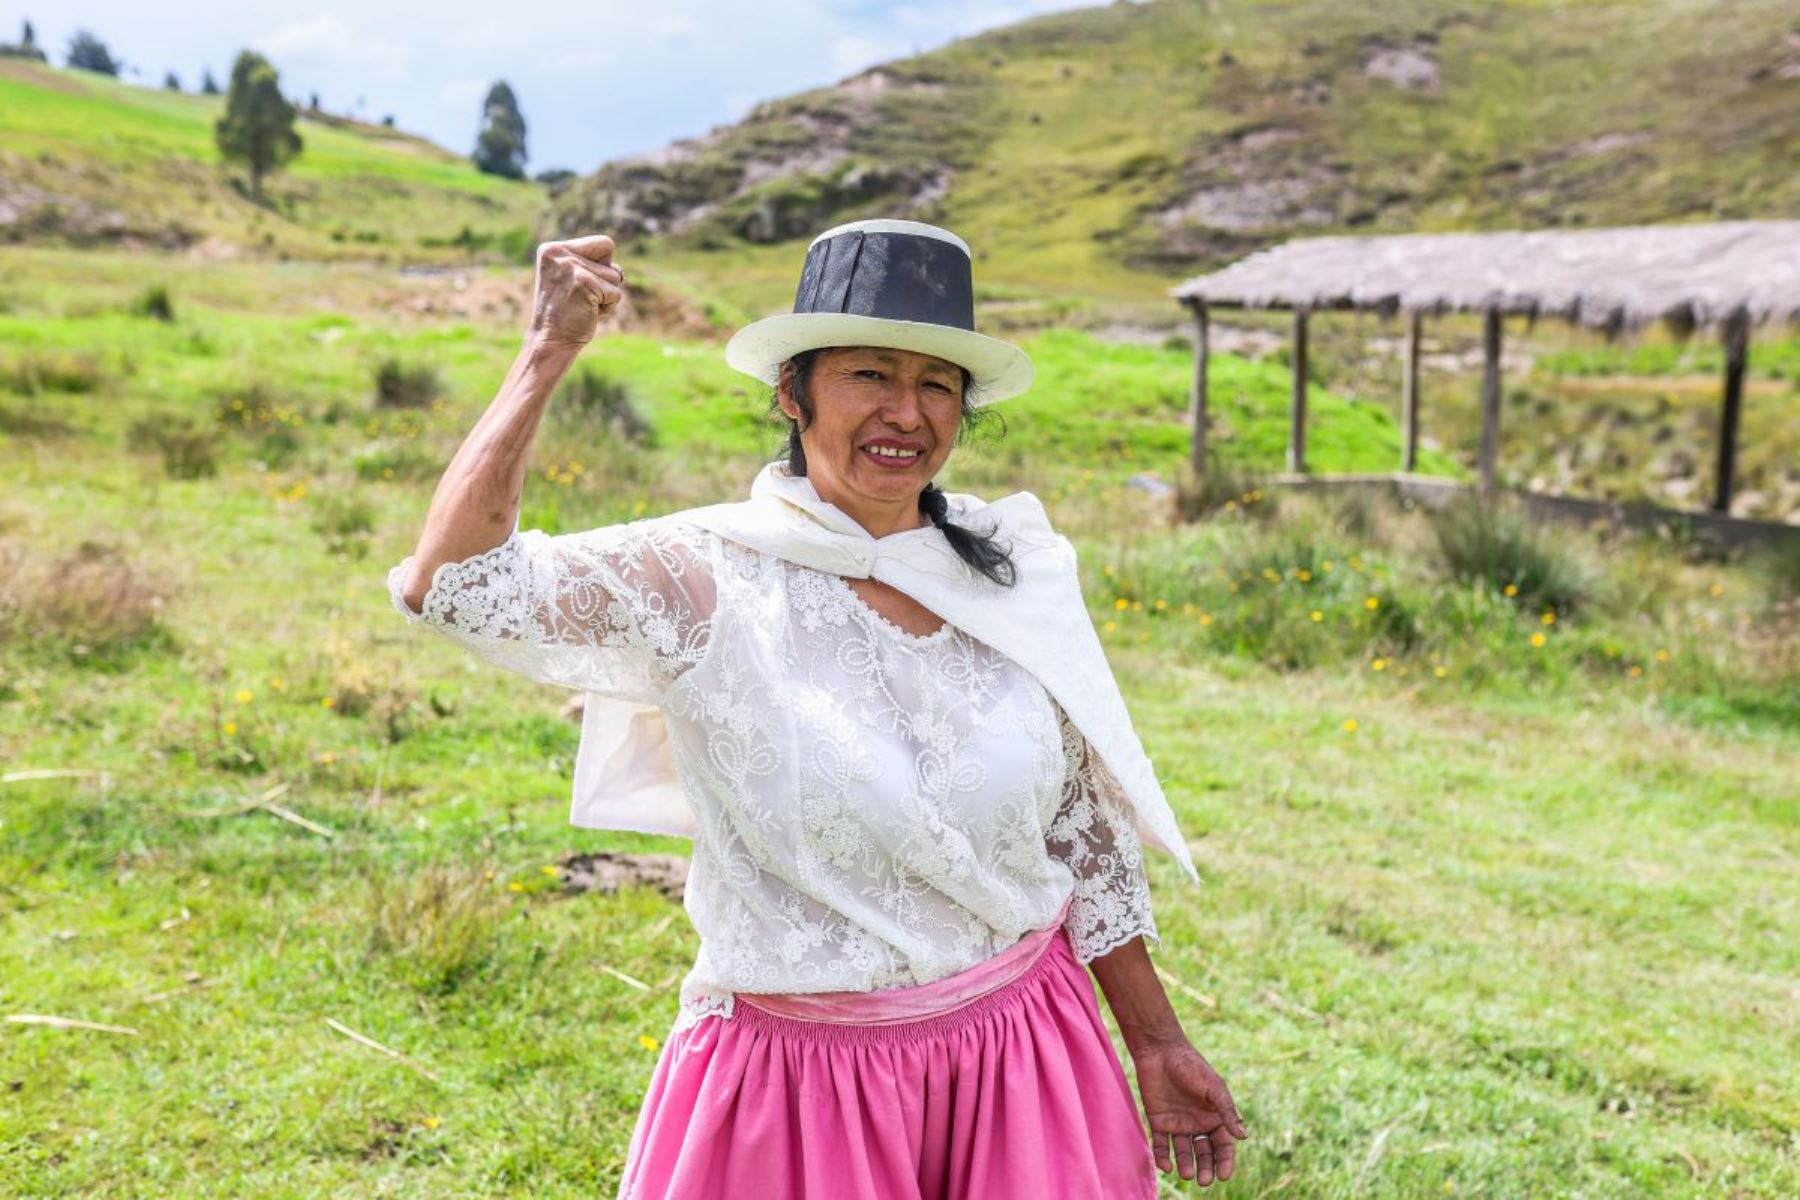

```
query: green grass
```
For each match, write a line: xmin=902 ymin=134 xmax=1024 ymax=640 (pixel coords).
xmin=0 ymin=58 xmax=545 ymax=262
xmin=1 ymin=239 xmax=1797 ymax=1197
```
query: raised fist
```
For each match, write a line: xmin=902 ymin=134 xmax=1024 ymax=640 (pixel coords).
xmin=527 ymin=234 xmax=625 ymax=349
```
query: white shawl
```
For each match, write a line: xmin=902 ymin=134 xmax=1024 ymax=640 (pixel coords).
xmin=571 ymin=460 xmax=1201 ymax=886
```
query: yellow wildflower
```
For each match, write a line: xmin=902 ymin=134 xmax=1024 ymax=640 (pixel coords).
xmin=422 ymin=1116 xmax=441 ymax=1130
xmin=1297 ymin=569 xmax=1311 ymax=582
xmin=234 ymin=689 xmax=253 ymax=704
xmin=1433 ymin=665 xmax=1448 ymax=678
xmin=320 ymin=696 xmax=336 ymax=709
xmin=1707 ymin=583 xmax=1723 ymax=596
xmin=222 ymin=721 xmax=237 ymax=736
xmin=1541 ymin=611 xmax=1556 ymax=626
xmin=638 ymin=1035 xmax=659 ymax=1051
xmin=1654 ymin=649 xmax=1670 ymax=663
xmin=508 ymin=882 xmax=524 ymax=893
xmin=1371 ymin=658 xmax=1387 ymax=671
xmin=1503 ymin=583 xmax=1518 ymax=597
xmin=541 ymin=865 xmax=560 ymax=876
xmin=1321 ymin=560 xmax=1334 ymax=572
xmin=1114 ymin=597 xmax=1130 ymax=611
xmin=1103 ymin=620 xmax=1117 ymax=633
xmin=270 ymin=676 xmax=286 ymax=691
xmin=1628 ymin=665 xmax=1643 ymax=677
xmin=1342 ymin=718 xmax=1358 ymax=732
xmin=1364 ymin=596 xmax=1379 ymax=610
xmin=1309 ymin=610 xmax=1323 ymax=623
xmin=1530 ymin=632 xmax=1546 ymax=647
xmin=316 ymin=751 xmax=336 ymax=766
xmin=1198 ymin=613 xmax=1213 ymax=626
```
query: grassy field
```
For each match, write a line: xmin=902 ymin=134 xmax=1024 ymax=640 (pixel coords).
xmin=1 ymin=241 xmax=1796 ymax=1197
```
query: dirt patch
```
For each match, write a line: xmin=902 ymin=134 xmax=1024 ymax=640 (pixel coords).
xmin=374 ymin=269 xmax=718 ymax=338
xmin=557 ymin=851 xmax=689 ymax=902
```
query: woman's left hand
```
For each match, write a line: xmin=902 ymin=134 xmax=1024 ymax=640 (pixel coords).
xmin=1131 ymin=1040 xmax=1249 ymax=1187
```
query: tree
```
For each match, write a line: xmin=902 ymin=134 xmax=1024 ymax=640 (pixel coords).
xmin=214 ymin=50 xmax=302 ymax=198
xmin=66 ymin=29 xmax=121 ymax=75
xmin=0 ymin=19 xmax=44 ymax=61
xmin=163 ymin=70 xmax=181 ymax=91
xmin=471 ymin=81 xmax=527 ymax=179
xmin=201 ymin=68 xmax=220 ymax=95
xmin=308 ymin=91 xmax=319 ymax=111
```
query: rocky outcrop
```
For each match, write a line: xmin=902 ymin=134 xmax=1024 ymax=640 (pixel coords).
xmin=539 ymin=67 xmax=975 ymax=247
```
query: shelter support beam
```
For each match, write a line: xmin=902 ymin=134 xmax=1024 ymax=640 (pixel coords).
xmin=1712 ymin=310 xmax=1749 ymax=514
xmin=1289 ymin=310 xmax=1309 ymax=475
xmin=1401 ymin=311 xmax=1421 ymax=473
xmin=1189 ymin=302 xmax=1209 ymax=481
xmin=1478 ymin=309 xmax=1501 ymax=496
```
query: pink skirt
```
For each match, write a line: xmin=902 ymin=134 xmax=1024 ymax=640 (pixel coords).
xmin=615 ymin=905 xmax=1158 ymax=1200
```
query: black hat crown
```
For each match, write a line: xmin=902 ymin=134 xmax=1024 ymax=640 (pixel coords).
xmin=791 ymin=221 xmax=976 ymax=331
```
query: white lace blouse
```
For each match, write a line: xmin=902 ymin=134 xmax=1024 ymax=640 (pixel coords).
xmin=387 ymin=516 xmax=1159 ymax=1029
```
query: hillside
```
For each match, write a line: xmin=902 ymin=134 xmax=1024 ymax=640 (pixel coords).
xmin=545 ymin=0 xmax=1800 ymax=313
xmin=0 ymin=56 xmax=545 ymax=261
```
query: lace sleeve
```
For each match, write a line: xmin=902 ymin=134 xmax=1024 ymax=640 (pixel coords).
xmin=1047 ymin=700 xmax=1160 ymax=964
xmin=386 ymin=518 xmax=716 ymax=705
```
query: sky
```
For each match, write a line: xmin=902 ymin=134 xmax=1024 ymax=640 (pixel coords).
xmin=16 ymin=1 xmax=1099 ymax=174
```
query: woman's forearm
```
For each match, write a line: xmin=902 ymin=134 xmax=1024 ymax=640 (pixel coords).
xmin=398 ymin=337 xmax=583 ymax=613
xmin=1088 ymin=936 xmax=1189 ymax=1059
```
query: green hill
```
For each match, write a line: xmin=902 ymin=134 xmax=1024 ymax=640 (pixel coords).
xmin=0 ymin=57 xmax=545 ymax=260
xmin=545 ymin=0 xmax=1800 ymax=315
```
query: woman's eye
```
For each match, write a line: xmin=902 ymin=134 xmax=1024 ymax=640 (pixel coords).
xmin=856 ymin=369 xmax=885 ymax=381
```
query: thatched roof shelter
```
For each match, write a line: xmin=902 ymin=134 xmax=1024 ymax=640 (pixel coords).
xmin=1167 ymin=221 xmax=1800 ymax=524
xmin=1171 ymin=220 xmax=1800 ymax=335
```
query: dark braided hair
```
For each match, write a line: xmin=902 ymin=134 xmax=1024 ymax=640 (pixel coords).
xmin=769 ymin=347 xmax=1017 ymax=588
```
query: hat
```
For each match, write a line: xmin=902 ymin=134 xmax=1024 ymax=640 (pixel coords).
xmin=724 ymin=219 xmax=1033 ymax=406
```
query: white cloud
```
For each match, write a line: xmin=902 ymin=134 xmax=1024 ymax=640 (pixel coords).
xmin=253 ymin=14 xmax=413 ymax=79
xmin=436 ymin=78 xmax=489 ymax=114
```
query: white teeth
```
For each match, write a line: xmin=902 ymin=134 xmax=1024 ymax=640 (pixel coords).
xmin=866 ymin=446 xmax=920 ymax=458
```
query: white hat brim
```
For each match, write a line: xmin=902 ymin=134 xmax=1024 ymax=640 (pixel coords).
xmin=724 ymin=313 xmax=1033 ymax=406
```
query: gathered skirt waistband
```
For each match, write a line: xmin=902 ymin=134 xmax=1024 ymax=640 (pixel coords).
xmin=735 ymin=895 xmax=1075 ymax=1031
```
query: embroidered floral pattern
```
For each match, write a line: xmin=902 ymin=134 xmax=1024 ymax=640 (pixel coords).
xmin=388 ymin=517 xmax=1158 ymax=1030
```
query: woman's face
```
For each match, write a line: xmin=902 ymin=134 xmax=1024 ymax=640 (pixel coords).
xmin=780 ymin=345 xmax=966 ymax=515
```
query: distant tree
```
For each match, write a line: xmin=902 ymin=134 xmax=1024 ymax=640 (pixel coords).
xmin=381 ymin=114 xmax=395 ymax=128
xmin=0 ymin=19 xmax=45 ymax=61
xmin=66 ymin=29 xmax=121 ymax=76
xmin=201 ymin=68 xmax=220 ymax=95
xmin=214 ymin=50 xmax=302 ymax=198
xmin=308 ymin=91 xmax=320 ymax=111
xmin=163 ymin=70 xmax=181 ymax=91
xmin=533 ymin=167 xmax=576 ymax=188
xmin=472 ymin=81 xmax=527 ymax=179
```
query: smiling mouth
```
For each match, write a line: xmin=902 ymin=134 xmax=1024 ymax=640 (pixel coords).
xmin=861 ymin=444 xmax=924 ymax=466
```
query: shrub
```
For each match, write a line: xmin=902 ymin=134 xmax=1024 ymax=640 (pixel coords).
xmin=373 ymin=358 xmax=442 ymax=409
xmin=551 ymin=366 xmax=656 ymax=447
xmin=1428 ymin=493 xmax=1597 ymax=617
xmin=364 ymin=864 xmax=506 ymax=996
xmin=131 ymin=284 xmax=175 ymax=322
xmin=0 ymin=538 xmax=174 ymax=664
xmin=1174 ymin=447 xmax=1277 ymax=524
xmin=214 ymin=384 xmax=307 ymax=467
xmin=0 ymin=350 xmax=102 ymax=395
xmin=309 ymin=489 xmax=376 ymax=558
xmin=128 ymin=413 xmax=220 ymax=479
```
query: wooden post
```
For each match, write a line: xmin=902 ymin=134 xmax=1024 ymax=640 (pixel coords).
xmin=1189 ymin=301 xmax=1210 ymax=482
xmin=1712 ymin=309 xmax=1749 ymax=514
xmin=1401 ymin=310 xmax=1421 ymax=473
xmin=1478 ymin=308 xmax=1502 ymax=496
xmin=1289 ymin=309 xmax=1309 ymax=475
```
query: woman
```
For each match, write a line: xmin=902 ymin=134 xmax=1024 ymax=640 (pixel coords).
xmin=389 ymin=219 xmax=1248 ymax=1197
